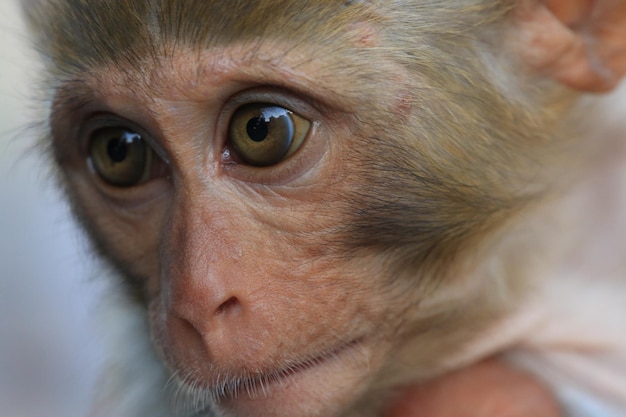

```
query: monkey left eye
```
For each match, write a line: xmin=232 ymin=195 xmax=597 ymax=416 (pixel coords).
xmin=88 ymin=126 xmax=165 ymax=187
xmin=228 ymin=103 xmax=311 ymax=167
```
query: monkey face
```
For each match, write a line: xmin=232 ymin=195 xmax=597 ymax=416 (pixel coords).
xmin=48 ymin=39 xmax=418 ymax=417
xmin=33 ymin=1 xmax=563 ymax=416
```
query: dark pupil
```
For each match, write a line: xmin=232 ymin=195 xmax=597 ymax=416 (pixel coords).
xmin=107 ymin=137 xmax=128 ymax=163
xmin=107 ymin=132 xmax=136 ymax=163
xmin=246 ymin=117 xmax=270 ymax=142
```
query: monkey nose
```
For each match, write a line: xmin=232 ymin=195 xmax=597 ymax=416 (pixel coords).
xmin=167 ymin=283 xmax=245 ymax=336
xmin=214 ymin=295 xmax=242 ymax=316
xmin=161 ymin=288 xmax=248 ymax=364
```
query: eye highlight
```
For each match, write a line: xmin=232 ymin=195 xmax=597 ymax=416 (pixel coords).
xmin=228 ymin=103 xmax=311 ymax=167
xmin=88 ymin=126 xmax=162 ymax=187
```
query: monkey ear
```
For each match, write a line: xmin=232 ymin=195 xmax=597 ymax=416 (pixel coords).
xmin=516 ymin=0 xmax=626 ymax=92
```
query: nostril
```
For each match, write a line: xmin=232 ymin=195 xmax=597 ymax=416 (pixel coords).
xmin=215 ymin=296 xmax=240 ymax=316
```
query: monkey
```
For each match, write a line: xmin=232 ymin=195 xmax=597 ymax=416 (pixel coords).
xmin=23 ymin=0 xmax=626 ymax=416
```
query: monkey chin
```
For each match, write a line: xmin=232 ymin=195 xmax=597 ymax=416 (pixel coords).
xmin=173 ymin=338 xmax=375 ymax=417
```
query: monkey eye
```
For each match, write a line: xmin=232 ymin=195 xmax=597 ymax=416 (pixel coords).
xmin=88 ymin=126 xmax=163 ymax=187
xmin=228 ymin=103 xmax=311 ymax=167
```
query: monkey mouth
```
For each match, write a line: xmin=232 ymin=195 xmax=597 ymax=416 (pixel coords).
xmin=171 ymin=338 xmax=363 ymax=413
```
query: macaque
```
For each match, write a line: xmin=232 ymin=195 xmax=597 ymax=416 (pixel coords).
xmin=24 ymin=0 xmax=626 ymax=416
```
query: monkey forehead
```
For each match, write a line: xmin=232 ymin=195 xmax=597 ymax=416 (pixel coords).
xmin=71 ymin=41 xmax=392 ymax=109
xmin=42 ymin=9 xmax=411 ymax=120
xmin=33 ymin=0 xmax=375 ymax=61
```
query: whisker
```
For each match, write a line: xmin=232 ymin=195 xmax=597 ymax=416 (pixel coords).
xmin=164 ymin=337 xmax=363 ymax=415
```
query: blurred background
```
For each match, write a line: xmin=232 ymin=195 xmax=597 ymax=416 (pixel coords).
xmin=0 ymin=1 xmax=105 ymax=416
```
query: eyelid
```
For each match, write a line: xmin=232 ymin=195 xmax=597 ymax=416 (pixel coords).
xmin=221 ymin=88 xmax=319 ymax=126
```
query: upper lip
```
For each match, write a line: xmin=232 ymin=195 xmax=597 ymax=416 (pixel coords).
xmin=170 ymin=337 xmax=362 ymax=410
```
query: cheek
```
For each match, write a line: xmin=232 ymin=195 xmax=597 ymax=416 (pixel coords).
xmin=146 ymin=222 xmax=401 ymax=416
xmin=67 ymin=173 xmax=169 ymax=286
xmin=147 ymin=189 xmax=399 ymax=367
xmin=151 ymin=232 xmax=391 ymax=371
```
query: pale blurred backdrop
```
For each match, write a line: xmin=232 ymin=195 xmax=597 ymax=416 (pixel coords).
xmin=0 ymin=1 xmax=105 ymax=416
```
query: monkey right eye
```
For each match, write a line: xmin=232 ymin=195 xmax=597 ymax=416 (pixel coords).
xmin=88 ymin=126 xmax=164 ymax=187
xmin=228 ymin=103 xmax=311 ymax=167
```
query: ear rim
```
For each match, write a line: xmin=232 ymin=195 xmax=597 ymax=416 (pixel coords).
xmin=515 ymin=0 xmax=626 ymax=93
